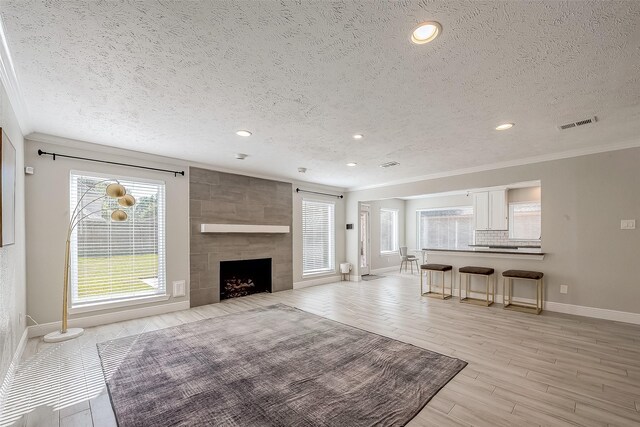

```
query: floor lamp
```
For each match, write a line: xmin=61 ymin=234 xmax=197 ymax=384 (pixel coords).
xmin=44 ymin=180 xmax=136 ymax=343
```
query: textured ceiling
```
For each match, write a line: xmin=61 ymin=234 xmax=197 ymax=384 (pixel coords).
xmin=2 ymin=0 xmax=640 ymax=188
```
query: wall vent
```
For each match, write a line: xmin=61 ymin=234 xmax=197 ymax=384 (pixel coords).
xmin=379 ymin=161 xmax=400 ymax=168
xmin=558 ymin=116 xmax=597 ymax=131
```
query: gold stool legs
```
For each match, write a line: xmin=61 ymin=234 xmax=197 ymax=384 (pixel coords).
xmin=459 ymin=272 xmax=494 ymax=306
xmin=421 ymin=269 xmax=452 ymax=299
xmin=503 ymin=277 xmax=543 ymax=314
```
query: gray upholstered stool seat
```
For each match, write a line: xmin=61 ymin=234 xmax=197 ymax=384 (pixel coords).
xmin=421 ymin=263 xmax=452 ymax=272
xmin=459 ymin=266 xmax=494 ymax=275
xmin=420 ymin=264 xmax=453 ymax=299
xmin=503 ymin=270 xmax=543 ymax=280
xmin=502 ymin=270 xmax=544 ymax=314
xmin=458 ymin=266 xmax=495 ymax=306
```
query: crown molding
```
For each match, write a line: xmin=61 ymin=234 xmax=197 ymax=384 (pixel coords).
xmin=0 ymin=15 xmax=31 ymax=134
xmin=347 ymin=138 xmax=640 ymax=192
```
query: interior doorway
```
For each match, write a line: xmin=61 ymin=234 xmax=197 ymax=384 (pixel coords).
xmin=360 ymin=204 xmax=371 ymax=276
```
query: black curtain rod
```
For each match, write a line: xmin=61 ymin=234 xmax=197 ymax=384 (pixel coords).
xmin=296 ymin=188 xmax=343 ymax=199
xmin=37 ymin=149 xmax=185 ymax=177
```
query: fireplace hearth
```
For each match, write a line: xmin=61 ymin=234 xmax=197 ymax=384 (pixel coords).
xmin=220 ymin=258 xmax=272 ymax=300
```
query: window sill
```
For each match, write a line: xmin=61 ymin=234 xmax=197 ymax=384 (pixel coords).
xmin=302 ymin=270 xmax=336 ymax=278
xmin=69 ymin=293 xmax=170 ymax=314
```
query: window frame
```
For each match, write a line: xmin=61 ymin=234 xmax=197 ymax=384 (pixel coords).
xmin=508 ymin=201 xmax=542 ymax=241
xmin=302 ymin=198 xmax=336 ymax=277
xmin=379 ymin=208 xmax=399 ymax=255
xmin=68 ymin=170 xmax=167 ymax=312
xmin=416 ymin=206 xmax=474 ymax=250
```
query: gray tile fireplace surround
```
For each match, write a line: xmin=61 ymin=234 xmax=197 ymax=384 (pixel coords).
xmin=189 ymin=167 xmax=293 ymax=307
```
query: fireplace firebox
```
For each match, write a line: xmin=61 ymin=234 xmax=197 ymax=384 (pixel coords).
xmin=219 ymin=258 xmax=272 ymax=300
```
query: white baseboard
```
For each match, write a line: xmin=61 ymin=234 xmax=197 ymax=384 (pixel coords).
xmin=0 ymin=327 xmax=28 ymax=419
xmin=369 ymin=266 xmax=400 ymax=274
xmin=27 ymin=300 xmax=190 ymax=338
xmin=458 ymin=289 xmax=640 ymax=325
xmin=294 ymin=275 xmax=342 ymax=289
xmin=544 ymin=300 xmax=640 ymax=325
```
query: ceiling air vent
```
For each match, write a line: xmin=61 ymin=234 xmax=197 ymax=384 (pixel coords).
xmin=379 ymin=161 xmax=400 ymax=168
xmin=558 ymin=116 xmax=597 ymax=131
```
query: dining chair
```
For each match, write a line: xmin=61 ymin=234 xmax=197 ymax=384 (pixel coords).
xmin=399 ymin=246 xmax=419 ymax=274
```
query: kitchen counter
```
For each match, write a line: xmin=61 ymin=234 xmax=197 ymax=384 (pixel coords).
xmin=467 ymin=244 xmax=542 ymax=249
xmin=424 ymin=247 xmax=545 ymax=260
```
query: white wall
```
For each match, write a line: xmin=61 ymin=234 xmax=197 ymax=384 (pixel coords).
xmin=361 ymin=199 xmax=406 ymax=271
xmin=346 ymin=147 xmax=640 ymax=315
xmin=293 ymin=182 xmax=346 ymax=285
xmin=0 ymin=83 xmax=26 ymax=406
xmin=25 ymin=138 xmax=190 ymax=325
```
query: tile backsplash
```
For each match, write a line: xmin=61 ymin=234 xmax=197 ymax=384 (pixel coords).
xmin=474 ymin=230 xmax=541 ymax=247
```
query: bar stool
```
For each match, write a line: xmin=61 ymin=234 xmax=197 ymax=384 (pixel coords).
xmin=458 ymin=266 xmax=495 ymax=306
xmin=502 ymin=270 xmax=544 ymax=314
xmin=420 ymin=264 xmax=453 ymax=299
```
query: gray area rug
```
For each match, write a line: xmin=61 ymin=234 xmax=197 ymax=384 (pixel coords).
xmin=361 ymin=274 xmax=384 ymax=281
xmin=97 ymin=304 xmax=466 ymax=427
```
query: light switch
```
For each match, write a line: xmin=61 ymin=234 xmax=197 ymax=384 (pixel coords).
xmin=560 ymin=285 xmax=568 ymax=294
xmin=173 ymin=280 xmax=186 ymax=297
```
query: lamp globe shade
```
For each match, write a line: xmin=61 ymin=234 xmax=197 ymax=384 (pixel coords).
xmin=118 ymin=194 xmax=136 ymax=207
xmin=106 ymin=183 xmax=126 ymax=198
xmin=111 ymin=210 xmax=128 ymax=221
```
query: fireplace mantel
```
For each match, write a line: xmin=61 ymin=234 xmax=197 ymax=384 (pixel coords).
xmin=200 ymin=224 xmax=290 ymax=234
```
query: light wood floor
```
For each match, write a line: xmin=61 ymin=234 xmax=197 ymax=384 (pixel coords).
xmin=2 ymin=272 xmax=640 ymax=427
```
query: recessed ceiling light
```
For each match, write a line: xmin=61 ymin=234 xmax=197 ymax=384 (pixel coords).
xmin=235 ymin=153 xmax=248 ymax=160
xmin=236 ymin=130 xmax=252 ymax=137
xmin=353 ymin=134 xmax=363 ymax=140
xmin=411 ymin=21 xmax=442 ymax=45
xmin=495 ymin=123 xmax=514 ymax=131
xmin=346 ymin=162 xmax=357 ymax=167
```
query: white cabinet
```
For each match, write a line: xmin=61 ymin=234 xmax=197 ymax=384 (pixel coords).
xmin=489 ymin=190 xmax=508 ymax=230
xmin=473 ymin=190 xmax=508 ymax=230
xmin=473 ymin=192 xmax=489 ymax=230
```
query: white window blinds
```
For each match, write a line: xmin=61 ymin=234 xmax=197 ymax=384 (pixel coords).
xmin=417 ymin=207 xmax=474 ymax=249
xmin=379 ymin=209 xmax=399 ymax=253
xmin=70 ymin=172 xmax=166 ymax=307
xmin=509 ymin=202 xmax=541 ymax=240
xmin=302 ymin=200 xmax=335 ymax=275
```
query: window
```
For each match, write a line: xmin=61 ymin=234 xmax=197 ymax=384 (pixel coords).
xmin=417 ymin=207 xmax=473 ymax=249
xmin=302 ymin=200 xmax=335 ymax=275
xmin=70 ymin=172 xmax=166 ymax=307
xmin=509 ymin=202 xmax=541 ymax=240
xmin=379 ymin=209 xmax=399 ymax=254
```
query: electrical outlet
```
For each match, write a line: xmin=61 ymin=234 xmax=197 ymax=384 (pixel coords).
xmin=560 ymin=285 xmax=568 ymax=294
xmin=173 ymin=280 xmax=186 ymax=297
xmin=621 ymin=219 xmax=636 ymax=230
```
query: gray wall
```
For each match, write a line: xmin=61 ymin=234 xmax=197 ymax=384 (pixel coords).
xmin=0 ymin=82 xmax=26 ymax=399
xmin=346 ymin=147 xmax=640 ymax=314
xmin=509 ymin=187 xmax=541 ymax=203
xmin=362 ymin=199 xmax=406 ymax=271
xmin=189 ymin=167 xmax=293 ymax=306
xmin=25 ymin=139 xmax=190 ymax=324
